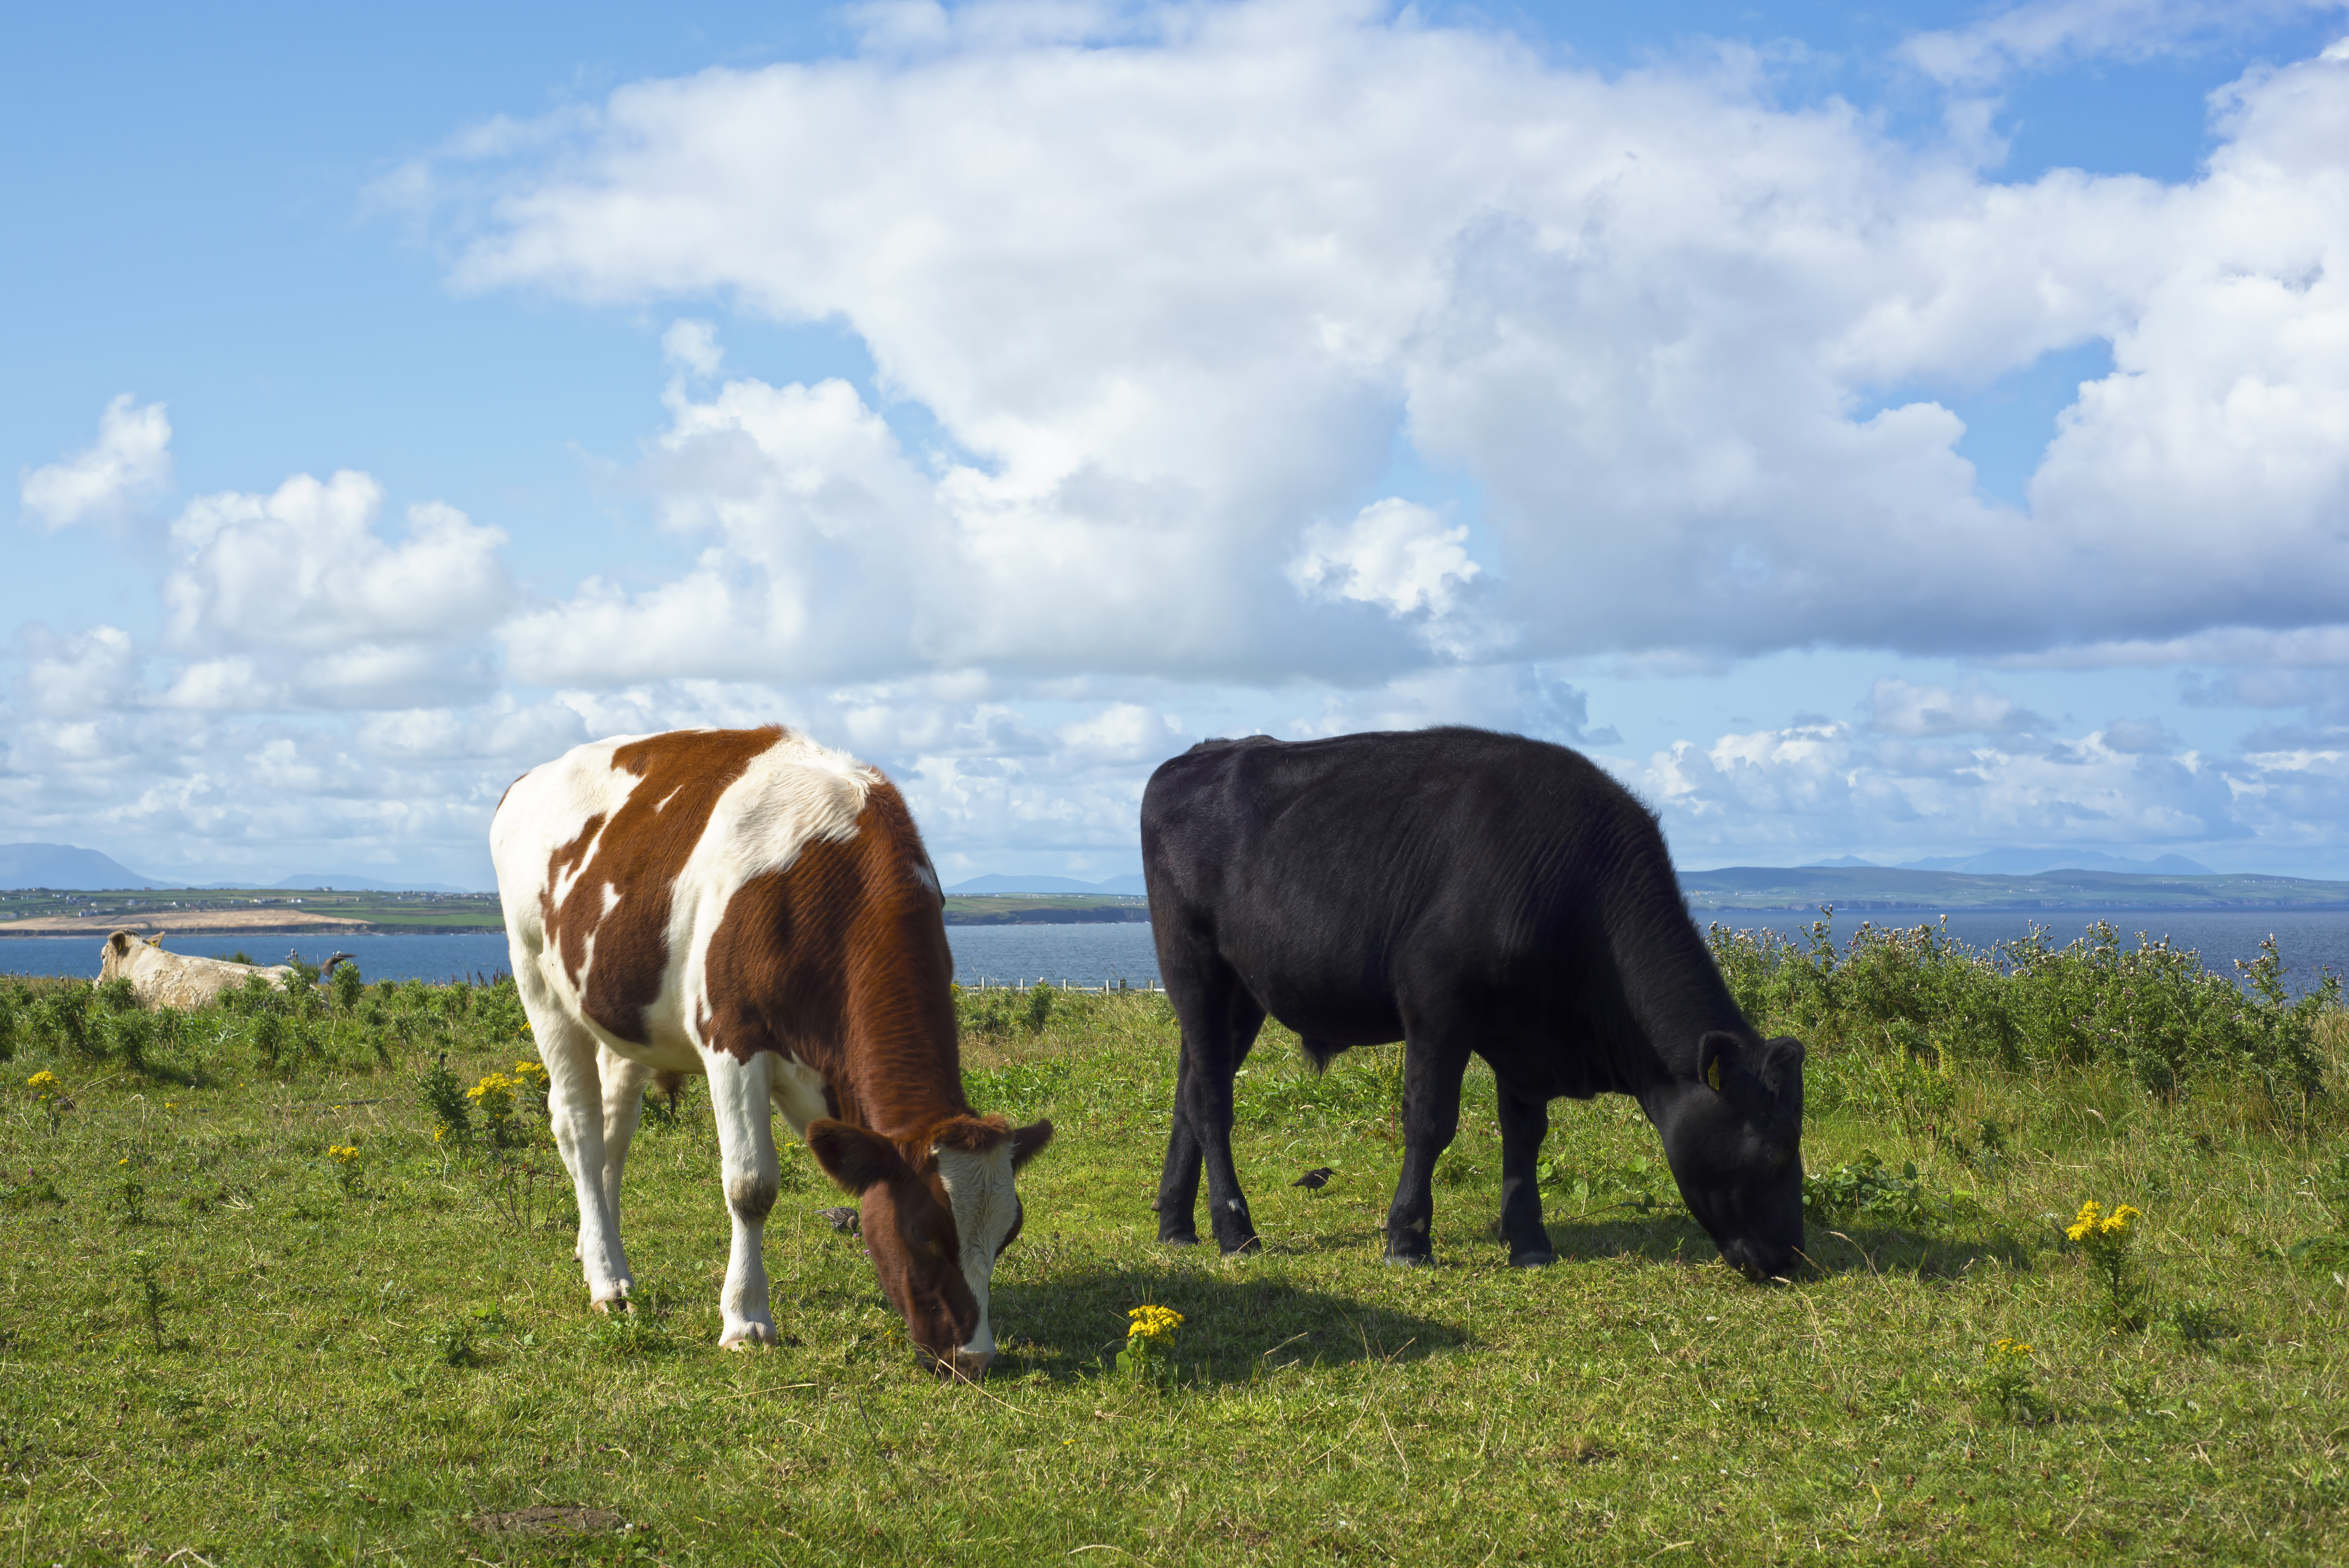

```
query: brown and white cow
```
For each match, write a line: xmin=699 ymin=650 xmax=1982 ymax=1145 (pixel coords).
xmin=99 ymin=930 xmax=296 ymax=1009
xmin=490 ymin=725 xmax=1050 ymax=1375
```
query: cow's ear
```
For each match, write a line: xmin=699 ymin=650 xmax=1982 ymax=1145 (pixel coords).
xmin=807 ymin=1119 xmax=909 ymax=1195
xmin=1698 ymin=1032 xmax=1743 ymax=1095
xmin=1011 ymin=1118 xmax=1054 ymax=1171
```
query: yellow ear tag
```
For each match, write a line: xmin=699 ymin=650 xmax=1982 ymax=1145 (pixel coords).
xmin=1706 ymin=1059 xmax=1723 ymax=1092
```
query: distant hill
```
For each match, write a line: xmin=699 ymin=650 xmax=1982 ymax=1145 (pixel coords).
xmin=0 ymin=843 xmax=170 ymax=891
xmin=1681 ymin=864 xmax=2349 ymax=912
xmin=1896 ymin=848 xmax=2212 ymax=876
xmin=948 ymin=873 xmax=1149 ymax=896
xmin=272 ymin=873 xmax=473 ymax=894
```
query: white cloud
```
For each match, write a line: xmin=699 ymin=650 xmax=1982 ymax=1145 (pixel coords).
xmin=1868 ymin=677 xmax=2047 ymax=736
xmin=1628 ymin=717 xmax=2257 ymax=864
xmin=19 ymin=396 xmax=173 ymax=531
xmin=164 ymin=476 xmax=513 ymax=707
xmin=1901 ymin=0 xmax=2342 ymax=89
xmin=662 ymin=317 xmax=724 ymax=378
xmin=1290 ymin=498 xmax=1482 ymax=623
xmin=419 ymin=1 xmax=2349 ymax=674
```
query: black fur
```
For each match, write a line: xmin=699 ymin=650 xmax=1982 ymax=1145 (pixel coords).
xmin=1141 ymin=727 xmax=1805 ymax=1279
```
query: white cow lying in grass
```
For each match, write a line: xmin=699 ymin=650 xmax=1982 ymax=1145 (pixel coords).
xmin=98 ymin=929 xmax=296 ymax=1009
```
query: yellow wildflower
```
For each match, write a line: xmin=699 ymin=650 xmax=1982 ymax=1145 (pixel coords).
xmin=466 ymin=1071 xmax=517 ymax=1105
xmin=1126 ymin=1304 xmax=1185 ymax=1343
xmin=1991 ymin=1337 xmax=2032 ymax=1358
xmin=328 ymin=1144 xmax=361 ymax=1165
xmin=26 ymin=1071 xmax=61 ymax=1093
xmin=2066 ymin=1200 xmax=2142 ymax=1243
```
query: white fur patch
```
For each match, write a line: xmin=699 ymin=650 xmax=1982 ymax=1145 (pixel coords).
xmin=769 ymin=1055 xmax=832 ymax=1139
xmin=934 ymin=1143 xmax=1018 ymax=1358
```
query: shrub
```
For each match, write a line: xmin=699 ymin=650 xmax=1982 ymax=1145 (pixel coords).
xmin=332 ymin=961 xmax=365 ymax=1012
xmin=1710 ymin=914 xmax=2335 ymax=1104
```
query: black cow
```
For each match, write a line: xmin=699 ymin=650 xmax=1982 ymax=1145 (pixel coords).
xmin=1141 ymin=727 xmax=1805 ymax=1280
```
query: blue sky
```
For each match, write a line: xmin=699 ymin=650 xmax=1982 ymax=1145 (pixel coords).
xmin=7 ymin=0 xmax=2349 ymax=887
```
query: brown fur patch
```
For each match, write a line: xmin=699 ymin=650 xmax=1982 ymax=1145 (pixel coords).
xmin=541 ymin=727 xmax=782 ymax=1045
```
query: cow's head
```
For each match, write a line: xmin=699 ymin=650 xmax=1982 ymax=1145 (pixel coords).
xmin=1648 ymin=1032 xmax=1805 ymax=1281
xmin=806 ymin=1114 xmax=1053 ymax=1378
xmin=100 ymin=929 xmax=142 ymax=982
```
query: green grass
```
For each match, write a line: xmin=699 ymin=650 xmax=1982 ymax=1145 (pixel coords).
xmin=4 ymin=976 xmax=2348 ymax=1565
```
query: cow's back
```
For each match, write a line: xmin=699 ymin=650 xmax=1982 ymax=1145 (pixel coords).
xmin=1142 ymin=728 xmax=1695 ymax=1060
xmin=491 ymin=726 xmax=948 ymax=1069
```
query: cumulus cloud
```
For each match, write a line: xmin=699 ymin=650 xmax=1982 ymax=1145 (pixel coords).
xmin=406 ymin=1 xmax=2349 ymax=677
xmin=19 ymin=396 xmax=173 ymax=530
xmin=1629 ymin=717 xmax=2255 ymax=864
xmin=1868 ymin=677 xmax=2048 ymax=736
xmin=164 ymin=476 xmax=513 ymax=706
xmin=1290 ymin=498 xmax=1483 ymax=624
xmin=1902 ymin=0 xmax=2342 ymax=88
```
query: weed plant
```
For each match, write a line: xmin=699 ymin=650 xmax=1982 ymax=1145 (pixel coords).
xmin=0 ymin=944 xmax=2346 ymax=1563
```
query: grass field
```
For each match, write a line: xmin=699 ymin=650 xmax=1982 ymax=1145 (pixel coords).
xmin=5 ymin=940 xmax=2349 ymax=1566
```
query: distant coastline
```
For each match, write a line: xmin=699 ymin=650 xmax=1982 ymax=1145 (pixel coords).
xmin=1679 ymin=865 xmax=2349 ymax=913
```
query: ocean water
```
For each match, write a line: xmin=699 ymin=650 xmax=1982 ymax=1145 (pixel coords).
xmin=6 ymin=907 xmax=2342 ymax=994
xmin=0 ymin=924 xmax=1169 ymax=989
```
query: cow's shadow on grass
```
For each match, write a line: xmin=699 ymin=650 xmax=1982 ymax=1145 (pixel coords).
xmin=993 ymin=1266 xmax=1468 ymax=1385
xmin=1535 ymin=1210 xmax=2035 ymax=1281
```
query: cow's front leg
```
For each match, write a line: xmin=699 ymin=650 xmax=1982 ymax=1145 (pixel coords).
xmin=1154 ymin=1044 xmax=1205 ymax=1245
xmin=1496 ymin=1087 xmax=1556 ymax=1267
xmin=705 ymin=1049 xmax=781 ymax=1349
xmin=1169 ymin=987 xmax=1267 ymax=1255
xmin=1385 ymin=1033 xmax=1470 ymax=1265
xmin=535 ymin=1017 xmax=632 ymax=1306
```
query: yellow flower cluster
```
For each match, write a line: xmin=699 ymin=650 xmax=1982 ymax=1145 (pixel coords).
xmin=25 ymin=1071 xmax=61 ymax=1095
xmin=1990 ymin=1337 xmax=2032 ymax=1360
xmin=2065 ymin=1201 xmax=2142 ymax=1244
xmin=467 ymin=1072 xmax=517 ymax=1107
xmin=510 ymin=1059 xmax=549 ymax=1089
xmin=1126 ymin=1305 xmax=1185 ymax=1343
xmin=328 ymin=1144 xmax=361 ymax=1165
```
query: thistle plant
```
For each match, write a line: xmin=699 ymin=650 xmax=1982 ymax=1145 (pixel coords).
xmin=2068 ymin=1200 xmax=2152 ymax=1332
xmin=417 ymin=1055 xmax=472 ymax=1146
xmin=116 ymin=1157 xmax=146 ymax=1226
xmin=130 ymin=1251 xmax=168 ymax=1352
xmin=1115 ymin=1304 xmax=1185 ymax=1386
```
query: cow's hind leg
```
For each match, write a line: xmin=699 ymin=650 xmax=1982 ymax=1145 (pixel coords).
xmin=1165 ymin=969 xmax=1268 ymax=1255
xmin=593 ymin=1044 xmax=655 ymax=1246
xmin=1154 ymin=1047 xmax=1206 ymax=1245
xmin=704 ymin=1048 xmax=781 ymax=1349
xmin=531 ymin=1011 xmax=633 ymax=1307
xmin=1496 ymin=1087 xmax=1556 ymax=1267
xmin=1385 ymin=1030 xmax=1472 ymax=1265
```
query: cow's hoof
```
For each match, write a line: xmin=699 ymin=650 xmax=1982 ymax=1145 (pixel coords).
xmin=1217 ymin=1235 xmax=1263 ymax=1257
xmin=720 ymin=1321 xmax=779 ymax=1350
xmin=1160 ymin=1231 xmax=1200 ymax=1248
xmin=590 ymin=1293 xmax=631 ymax=1313
xmin=1510 ymin=1250 xmax=1558 ymax=1269
xmin=1383 ymin=1251 xmax=1433 ymax=1268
